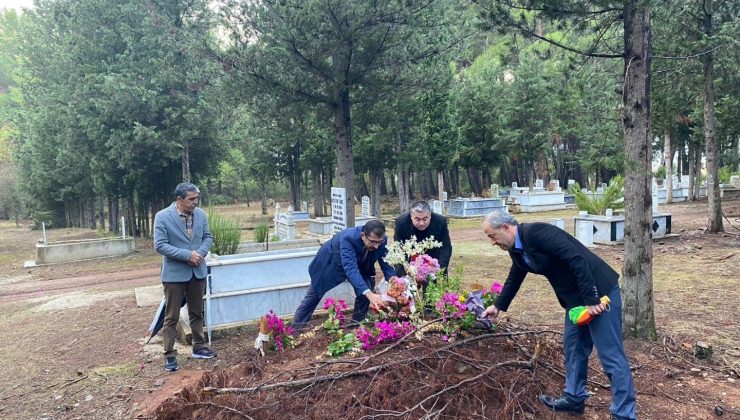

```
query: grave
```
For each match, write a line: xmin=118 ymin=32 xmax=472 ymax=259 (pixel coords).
xmin=204 ymin=247 xmax=355 ymax=344
xmin=508 ymin=180 xmax=569 ymax=213
xmin=308 ymin=217 xmax=334 ymax=235
xmin=34 ymin=237 xmax=136 ymax=265
xmin=447 ymin=198 xmax=507 ymax=218
xmin=274 ymin=207 xmax=296 ymax=240
xmin=574 ymin=212 xmax=672 ymax=245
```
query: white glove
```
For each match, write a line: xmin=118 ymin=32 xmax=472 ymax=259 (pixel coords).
xmin=254 ymin=332 xmax=271 ymax=356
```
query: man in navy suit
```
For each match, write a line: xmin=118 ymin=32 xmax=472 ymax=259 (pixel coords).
xmin=480 ymin=211 xmax=636 ymax=420
xmin=154 ymin=182 xmax=216 ymax=372
xmin=293 ymin=219 xmax=395 ymax=328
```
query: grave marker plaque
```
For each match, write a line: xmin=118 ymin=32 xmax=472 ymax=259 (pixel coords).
xmin=361 ymin=196 xmax=370 ymax=217
xmin=331 ymin=187 xmax=347 ymax=234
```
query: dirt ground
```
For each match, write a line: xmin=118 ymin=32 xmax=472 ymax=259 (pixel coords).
xmin=0 ymin=197 xmax=738 ymax=419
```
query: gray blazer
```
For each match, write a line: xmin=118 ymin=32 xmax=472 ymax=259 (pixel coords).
xmin=154 ymin=202 xmax=213 ymax=282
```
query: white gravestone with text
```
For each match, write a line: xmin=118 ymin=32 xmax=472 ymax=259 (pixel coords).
xmin=331 ymin=187 xmax=347 ymax=234
xmin=361 ymin=196 xmax=370 ymax=217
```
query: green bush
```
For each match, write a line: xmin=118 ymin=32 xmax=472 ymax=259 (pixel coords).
xmin=653 ymin=165 xmax=666 ymax=180
xmin=207 ymin=208 xmax=241 ymax=256
xmin=253 ymin=222 xmax=269 ymax=243
xmin=31 ymin=210 xmax=54 ymax=230
xmin=572 ymin=176 xmax=625 ymax=215
xmin=719 ymin=166 xmax=740 ymax=184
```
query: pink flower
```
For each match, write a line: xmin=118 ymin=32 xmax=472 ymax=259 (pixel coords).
xmin=490 ymin=282 xmax=503 ymax=295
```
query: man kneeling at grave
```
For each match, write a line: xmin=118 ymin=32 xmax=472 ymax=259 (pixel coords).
xmin=293 ymin=220 xmax=394 ymax=328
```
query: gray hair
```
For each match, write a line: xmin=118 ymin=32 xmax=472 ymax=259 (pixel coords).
xmin=410 ymin=201 xmax=431 ymax=214
xmin=175 ymin=182 xmax=200 ymax=199
xmin=483 ymin=210 xmax=517 ymax=228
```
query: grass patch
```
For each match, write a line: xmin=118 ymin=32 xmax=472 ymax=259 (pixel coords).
xmin=92 ymin=363 xmax=140 ymax=378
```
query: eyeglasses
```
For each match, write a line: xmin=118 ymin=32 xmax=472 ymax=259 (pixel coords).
xmin=363 ymin=235 xmax=383 ymax=246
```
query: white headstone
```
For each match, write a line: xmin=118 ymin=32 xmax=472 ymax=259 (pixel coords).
xmin=490 ymin=184 xmax=499 ymax=198
xmin=535 ymin=179 xmax=544 ymax=189
xmin=442 ymin=191 xmax=448 ymax=201
xmin=576 ymin=220 xmax=594 ymax=247
xmin=596 ymin=187 xmax=604 ymax=193
xmin=567 ymin=179 xmax=576 ymax=188
xmin=331 ymin=187 xmax=347 ymax=234
xmin=601 ymin=182 xmax=608 ymax=190
xmin=361 ymin=196 xmax=370 ymax=217
xmin=432 ymin=200 xmax=443 ymax=215
xmin=550 ymin=218 xmax=565 ymax=230
xmin=652 ymin=190 xmax=659 ymax=214
xmin=275 ymin=213 xmax=296 ymax=240
xmin=605 ymin=208 xmax=614 ymax=217
xmin=287 ymin=205 xmax=294 ymax=214
xmin=511 ymin=182 xmax=518 ymax=189
xmin=274 ymin=203 xmax=281 ymax=222
xmin=301 ymin=201 xmax=308 ymax=212
xmin=549 ymin=180 xmax=560 ymax=192
xmin=730 ymin=175 xmax=740 ymax=188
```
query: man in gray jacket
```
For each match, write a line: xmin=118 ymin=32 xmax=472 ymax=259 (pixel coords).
xmin=154 ymin=182 xmax=215 ymax=372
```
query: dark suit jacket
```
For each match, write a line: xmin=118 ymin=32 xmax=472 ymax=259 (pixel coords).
xmin=309 ymin=226 xmax=396 ymax=297
xmin=393 ymin=212 xmax=452 ymax=276
xmin=494 ymin=222 xmax=619 ymax=311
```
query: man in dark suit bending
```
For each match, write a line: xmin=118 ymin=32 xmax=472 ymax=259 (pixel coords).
xmin=393 ymin=201 xmax=452 ymax=277
xmin=480 ymin=210 xmax=636 ymax=420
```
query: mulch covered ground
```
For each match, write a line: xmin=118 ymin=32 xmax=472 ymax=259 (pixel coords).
xmin=150 ymin=317 xmax=740 ymax=419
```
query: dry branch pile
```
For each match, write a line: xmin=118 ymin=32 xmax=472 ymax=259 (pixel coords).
xmin=153 ymin=322 xmax=575 ymax=419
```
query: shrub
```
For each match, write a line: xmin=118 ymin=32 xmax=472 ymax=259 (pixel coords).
xmin=253 ymin=222 xmax=269 ymax=243
xmin=207 ymin=208 xmax=241 ymax=256
xmin=572 ymin=176 xmax=625 ymax=215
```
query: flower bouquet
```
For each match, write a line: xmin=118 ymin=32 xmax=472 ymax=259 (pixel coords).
xmin=380 ymin=236 xmax=443 ymax=317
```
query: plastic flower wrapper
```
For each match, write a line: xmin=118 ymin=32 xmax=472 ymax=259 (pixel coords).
xmin=465 ymin=290 xmax=493 ymax=330
xmin=375 ymin=276 xmax=416 ymax=318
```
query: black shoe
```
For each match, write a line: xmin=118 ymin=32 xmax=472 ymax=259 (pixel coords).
xmin=164 ymin=357 xmax=178 ymax=372
xmin=191 ymin=348 xmax=217 ymax=359
xmin=539 ymin=394 xmax=585 ymax=415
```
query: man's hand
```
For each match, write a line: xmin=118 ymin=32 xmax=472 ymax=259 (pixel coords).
xmin=481 ymin=304 xmax=500 ymax=319
xmin=586 ymin=303 xmax=607 ymax=316
xmin=366 ymin=291 xmax=386 ymax=310
xmin=188 ymin=251 xmax=203 ymax=267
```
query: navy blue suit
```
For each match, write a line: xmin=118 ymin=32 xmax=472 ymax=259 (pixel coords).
xmin=495 ymin=223 xmax=636 ymax=419
xmin=294 ymin=227 xmax=395 ymax=326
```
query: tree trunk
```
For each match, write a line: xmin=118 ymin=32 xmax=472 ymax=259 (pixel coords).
xmin=98 ymin=196 xmax=105 ymax=231
xmin=312 ymin=171 xmax=326 ymax=217
xmin=369 ymin=168 xmax=382 ymax=217
xmin=450 ymin=165 xmax=460 ymax=197
xmin=397 ymin=168 xmax=411 ymax=214
xmin=419 ymin=171 xmax=430 ymax=198
xmin=182 ymin=144 xmax=191 ymax=182
xmin=260 ymin=183 xmax=268 ymax=215
xmin=702 ymin=4 xmax=723 ymax=232
xmin=466 ymin=167 xmax=483 ymax=196
xmin=379 ymin=171 xmax=388 ymax=196
xmin=332 ymin=88 xmax=356 ymax=227
xmin=663 ymin=128 xmax=673 ymax=203
xmin=437 ymin=171 xmax=445 ymax=202
xmin=356 ymin=173 xmax=369 ymax=199
xmin=686 ymin=142 xmax=698 ymax=201
xmin=389 ymin=171 xmax=397 ymax=196
xmin=621 ymin=3 xmax=656 ymax=340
